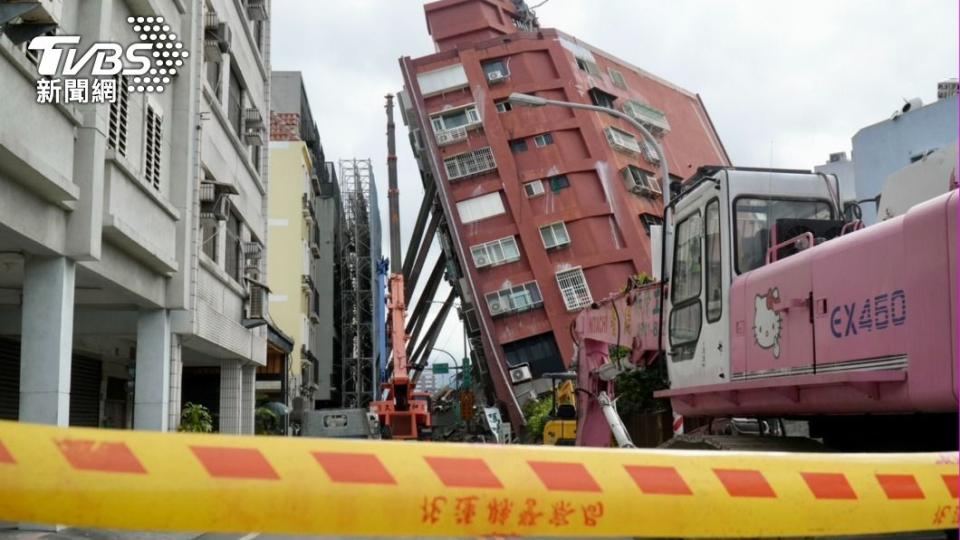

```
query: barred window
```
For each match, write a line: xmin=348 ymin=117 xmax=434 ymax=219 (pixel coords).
xmin=556 ymin=267 xmax=593 ymax=311
xmin=144 ymin=104 xmax=162 ymax=189
xmin=108 ymin=75 xmax=128 ymax=157
xmin=444 ymin=147 xmax=496 ymax=180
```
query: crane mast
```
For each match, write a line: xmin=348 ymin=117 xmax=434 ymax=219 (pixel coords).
xmin=370 ymin=94 xmax=431 ymax=439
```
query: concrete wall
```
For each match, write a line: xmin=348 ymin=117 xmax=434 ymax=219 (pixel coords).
xmin=0 ymin=0 xmax=272 ymax=433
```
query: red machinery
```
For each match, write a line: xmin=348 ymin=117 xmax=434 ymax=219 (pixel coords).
xmin=576 ymin=164 xmax=958 ymax=451
xmin=370 ymin=95 xmax=431 ymax=440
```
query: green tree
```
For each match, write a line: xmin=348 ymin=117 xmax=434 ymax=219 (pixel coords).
xmin=179 ymin=402 xmax=213 ymax=433
xmin=521 ymin=397 xmax=554 ymax=444
xmin=610 ymin=345 xmax=669 ymax=416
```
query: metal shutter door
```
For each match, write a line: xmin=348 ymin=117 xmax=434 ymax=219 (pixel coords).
xmin=0 ymin=338 xmax=19 ymax=420
xmin=69 ymin=355 xmax=102 ymax=427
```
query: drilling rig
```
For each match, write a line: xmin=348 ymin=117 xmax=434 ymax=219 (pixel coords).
xmin=370 ymin=94 xmax=432 ymax=440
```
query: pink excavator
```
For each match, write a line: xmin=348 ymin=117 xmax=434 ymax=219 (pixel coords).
xmin=575 ymin=159 xmax=958 ymax=451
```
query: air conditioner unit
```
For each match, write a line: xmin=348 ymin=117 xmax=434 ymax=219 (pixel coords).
xmin=244 ymin=107 xmax=264 ymax=129
xmin=524 ymin=181 xmax=544 ymax=198
xmin=204 ymin=22 xmax=230 ymax=57
xmin=246 ymin=0 xmax=268 ymax=21
xmin=199 ymin=181 xmax=238 ymax=220
xmin=244 ymin=126 xmax=265 ymax=146
xmin=486 ymin=70 xmax=506 ymax=83
xmin=509 ymin=364 xmax=533 ymax=384
xmin=622 ymin=167 xmax=661 ymax=197
xmin=246 ymin=282 xmax=267 ymax=321
xmin=488 ymin=298 xmax=507 ymax=316
xmin=474 ymin=252 xmax=490 ymax=268
xmin=200 ymin=193 xmax=228 ymax=221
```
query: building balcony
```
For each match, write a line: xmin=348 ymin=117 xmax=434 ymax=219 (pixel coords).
xmin=435 ymin=125 xmax=469 ymax=147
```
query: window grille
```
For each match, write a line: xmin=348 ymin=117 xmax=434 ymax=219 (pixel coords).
xmin=556 ymin=267 xmax=593 ymax=311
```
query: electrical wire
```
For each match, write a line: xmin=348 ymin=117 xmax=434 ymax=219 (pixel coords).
xmin=529 ymin=0 xmax=550 ymax=9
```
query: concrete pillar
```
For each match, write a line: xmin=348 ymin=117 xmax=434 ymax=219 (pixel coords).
xmin=167 ymin=335 xmax=182 ymax=430
xmin=134 ymin=310 xmax=170 ymax=431
xmin=219 ymin=361 xmax=242 ymax=434
xmin=20 ymin=256 xmax=75 ymax=426
xmin=241 ymin=365 xmax=255 ymax=435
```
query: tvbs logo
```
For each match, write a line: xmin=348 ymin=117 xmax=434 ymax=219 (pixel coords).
xmin=29 ymin=16 xmax=189 ymax=104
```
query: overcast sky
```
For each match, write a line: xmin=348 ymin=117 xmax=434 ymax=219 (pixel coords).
xmin=271 ymin=0 xmax=958 ymax=367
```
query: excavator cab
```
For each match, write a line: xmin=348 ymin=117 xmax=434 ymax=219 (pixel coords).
xmin=664 ymin=167 xmax=845 ymax=391
xmin=541 ymin=372 xmax=577 ymax=445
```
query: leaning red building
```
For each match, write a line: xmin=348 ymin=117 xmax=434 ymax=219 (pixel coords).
xmin=397 ymin=0 xmax=730 ymax=427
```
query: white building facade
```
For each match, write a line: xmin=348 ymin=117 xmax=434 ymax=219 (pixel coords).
xmin=0 ymin=0 xmax=271 ymax=433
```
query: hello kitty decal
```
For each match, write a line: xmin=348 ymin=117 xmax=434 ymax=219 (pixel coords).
xmin=754 ymin=287 xmax=782 ymax=358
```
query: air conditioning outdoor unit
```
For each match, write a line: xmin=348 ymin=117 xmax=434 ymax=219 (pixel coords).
xmin=204 ymin=21 xmax=230 ymax=58
xmin=199 ymin=181 xmax=237 ymax=220
xmin=474 ymin=251 xmax=489 ymax=268
xmin=244 ymin=126 xmax=265 ymax=146
xmin=245 ymin=281 xmax=267 ymax=324
xmin=246 ymin=0 xmax=268 ymax=21
xmin=622 ymin=167 xmax=661 ymax=197
xmin=486 ymin=70 xmax=506 ymax=83
xmin=488 ymin=298 xmax=507 ymax=316
xmin=509 ymin=364 xmax=533 ymax=384
xmin=524 ymin=181 xmax=545 ymax=197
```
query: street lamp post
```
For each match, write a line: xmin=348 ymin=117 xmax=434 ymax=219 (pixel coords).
xmin=507 ymin=92 xmax=673 ymax=278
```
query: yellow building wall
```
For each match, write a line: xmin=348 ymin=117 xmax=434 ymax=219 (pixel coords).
xmin=267 ymin=140 xmax=312 ymax=381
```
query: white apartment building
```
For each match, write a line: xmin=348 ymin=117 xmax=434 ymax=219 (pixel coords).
xmin=0 ymin=0 xmax=271 ymax=433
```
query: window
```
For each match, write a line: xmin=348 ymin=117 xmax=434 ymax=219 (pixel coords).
xmin=705 ymin=199 xmax=722 ymax=322
xmin=576 ymin=57 xmax=600 ymax=76
xmin=144 ymin=104 xmax=162 ymax=189
xmin=524 ymin=180 xmax=545 ymax=198
xmin=734 ymin=197 xmax=833 ymax=274
xmin=622 ymin=165 xmax=660 ymax=196
xmin=549 ymin=175 xmax=569 ymax=192
xmin=509 ymin=139 xmax=528 ymax=153
xmin=670 ymin=212 xmax=703 ymax=360
xmin=444 ymin=147 xmax=496 ymax=180
xmin=482 ymin=59 xmax=509 ymax=82
xmin=622 ymin=100 xmax=671 ymax=134
xmin=225 ymin=208 xmax=243 ymax=281
xmin=205 ymin=57 xmax=221 ymax=96
xmin=430 ymin=104 xmax=481 ymax=132
xmin=485 ymin=282 xmax=543 ymax=316
xmin=471 ymin=236 xmax=520 ymax=268
xmin=533 ymin=133 xmax=554 ymax=147
xmin=608 ymin=68 xmax=628 ymax=90
xmin=228 ymin=67 xmax=244 ymax=136
xmin=641 ymin=139 xmax=660 ymax=164
xmin=588 ymin=88 xmax=617 ymax=109
xmin=556 ymin=267 xmax=593 ymax=311
xmin=108 ymin=75 xmax=129 ymax=157
xmin=604 ymin=126 xmax=641 ymax=154
xmin=417 ymin=63 xmax=468 ymax=96
xmin=503 ymin=333 xmax=563 ymax=376
xmin=200 ymin=217 xmax=219 ymax=261
xmin=540 ymin=222 xmax=570 ymax=249
xmin=495 ymin=100 xmax=512 ymax=113
xmin=457 ymin=192 xmax=505 ymax=224
xmin=672 ymin=212 xmax=702 ymax=304
xmin=639 ymin=213 xmax=663 ymax=236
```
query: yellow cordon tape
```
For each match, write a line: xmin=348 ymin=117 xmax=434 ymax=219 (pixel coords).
xmin=0 ymin=420 xmax=957 ymax=537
